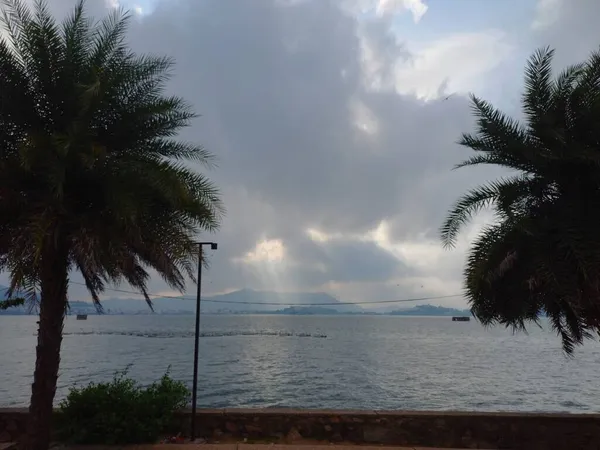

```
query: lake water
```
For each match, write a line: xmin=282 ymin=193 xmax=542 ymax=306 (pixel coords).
xmin=1 ymin=315 xmax=599 ymax=412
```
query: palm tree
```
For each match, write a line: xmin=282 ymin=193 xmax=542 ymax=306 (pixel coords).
xmin=0 ymin=1 xmax=222 ymax=449
xmin=441 ymin=46 xmax=600 ymax=355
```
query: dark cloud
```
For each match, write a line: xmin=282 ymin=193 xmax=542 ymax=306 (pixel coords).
xmin=532 ymin=0 xmax=600 ymax=67
xmin=290 ymin=236 xmax=410 ymax=285
xmin=125 ymin=0 xmax=479 ymax=240
xmin=4 ymin=0 xmax=598 ymax=306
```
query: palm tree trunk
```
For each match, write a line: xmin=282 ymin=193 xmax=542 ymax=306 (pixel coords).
xmin=23 ymin=246 xmax=69 ymax=450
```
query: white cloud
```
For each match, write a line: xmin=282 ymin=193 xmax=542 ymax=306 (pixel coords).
xmin=303 ymin=220 xmax=468 ymax=301
xmin=375 ymin=0 xmax=428 ymax=23
xmin=238 ymin=239 xmax=287 ymax=264
xmin=306 ymin=228 xmax=336 ymax=243
xmin=531 ymin=0 xmax=563 ymax=30
xmin=393 ymin=31 xmax=514 ymax=100
xmin=350 ymin=98 xmax=380 ymax=135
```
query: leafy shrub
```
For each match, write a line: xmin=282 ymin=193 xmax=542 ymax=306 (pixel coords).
xmin=56 ymin=369 xmax=190 ymax=444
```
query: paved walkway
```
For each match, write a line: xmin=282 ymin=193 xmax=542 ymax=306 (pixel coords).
xmin=141 ymin=445 xmax=480 ymax=450
xmin=5 ymin=443 xmax=485 ymax=450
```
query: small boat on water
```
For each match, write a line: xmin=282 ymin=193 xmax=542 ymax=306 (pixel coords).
xmin=452 ymin=316 xmax=470 ymax=322
xmin=76 ymin=314 xmax=88 ymax=320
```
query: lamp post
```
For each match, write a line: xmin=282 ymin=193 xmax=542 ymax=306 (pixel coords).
xmin=190 ymin=241 xmax=217 ymax=442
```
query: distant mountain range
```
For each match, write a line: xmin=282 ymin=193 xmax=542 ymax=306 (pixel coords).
xmin=387 ymin=304 xmax=471 ymax=317
xmin=84 ymin=289 xmax=363 ymax=314
xmin=0 ymin=287 xmax=360 ymax=315
xmin=0 ymin=285 xmax=470 ymax=317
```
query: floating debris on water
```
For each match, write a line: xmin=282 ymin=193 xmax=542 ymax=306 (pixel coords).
xmin=61 ymin=330 xmax=327 ymax=339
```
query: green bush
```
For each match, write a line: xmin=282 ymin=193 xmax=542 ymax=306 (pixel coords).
xmin=56 ymin=369 xmax=190 ymax=444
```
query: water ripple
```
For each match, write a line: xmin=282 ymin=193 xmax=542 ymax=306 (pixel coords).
xmin=61 ymin=329 xmax=327 ymax=339
xmin=2 ymin=315 xmax=600 ymax=412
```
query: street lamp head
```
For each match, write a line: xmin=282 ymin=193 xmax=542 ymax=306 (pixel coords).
xmin=210 ymin=242 xmax=218 ymax=250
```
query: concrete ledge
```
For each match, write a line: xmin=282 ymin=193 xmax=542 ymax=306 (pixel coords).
xmin=3 ymin=408 xmax=600 ymax=449
xmin=179 ymin=408 xmax=600 ymax=449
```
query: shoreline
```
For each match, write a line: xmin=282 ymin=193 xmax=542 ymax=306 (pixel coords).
xmin=1 ymin=407 xmax=598 ymax=449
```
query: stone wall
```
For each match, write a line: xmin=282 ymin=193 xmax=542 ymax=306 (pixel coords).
xmin=182 ymin=409 xmax=600 ymax=449
xmin=0 ymin=409 xmax=27 ymax=444
xmin=2 ymin=408 xmax=600 ymax=449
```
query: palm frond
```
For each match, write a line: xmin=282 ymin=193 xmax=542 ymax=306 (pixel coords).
xmin=0 ymin=0 xmax=32 ymax=60
xmin=0 ymin=297 xmax=25 ymax=310
xmin=89 ymin=6 xmax=130 ymax=68
xmin=0 ymin=0 xmax=222 ymax=319
xmin=440 ymin=175 xmax=539 ymax=248
xmin=523 ymin=47 xmax=554 ymax=130
xmin=443 ymin=46 xmax=600 ymax=354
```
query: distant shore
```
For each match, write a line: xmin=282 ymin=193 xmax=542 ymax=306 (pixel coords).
xmin=0 ymin=304 xmax=472 ymax=317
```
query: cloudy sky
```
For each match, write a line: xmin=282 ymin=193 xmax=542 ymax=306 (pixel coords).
xmin=6 ymin=0 xmax=600 ymax=308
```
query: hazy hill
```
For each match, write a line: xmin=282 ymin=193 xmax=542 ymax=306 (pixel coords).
xmin=199 ymin=289 xmax=362 ymax=313
xmin=14 ymin=288 xmax=363 ymax=314
xmin=388 ymin=304 xmax=471 ymax=317
xmin=0 ymin=284 xmax=470 ymax=316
